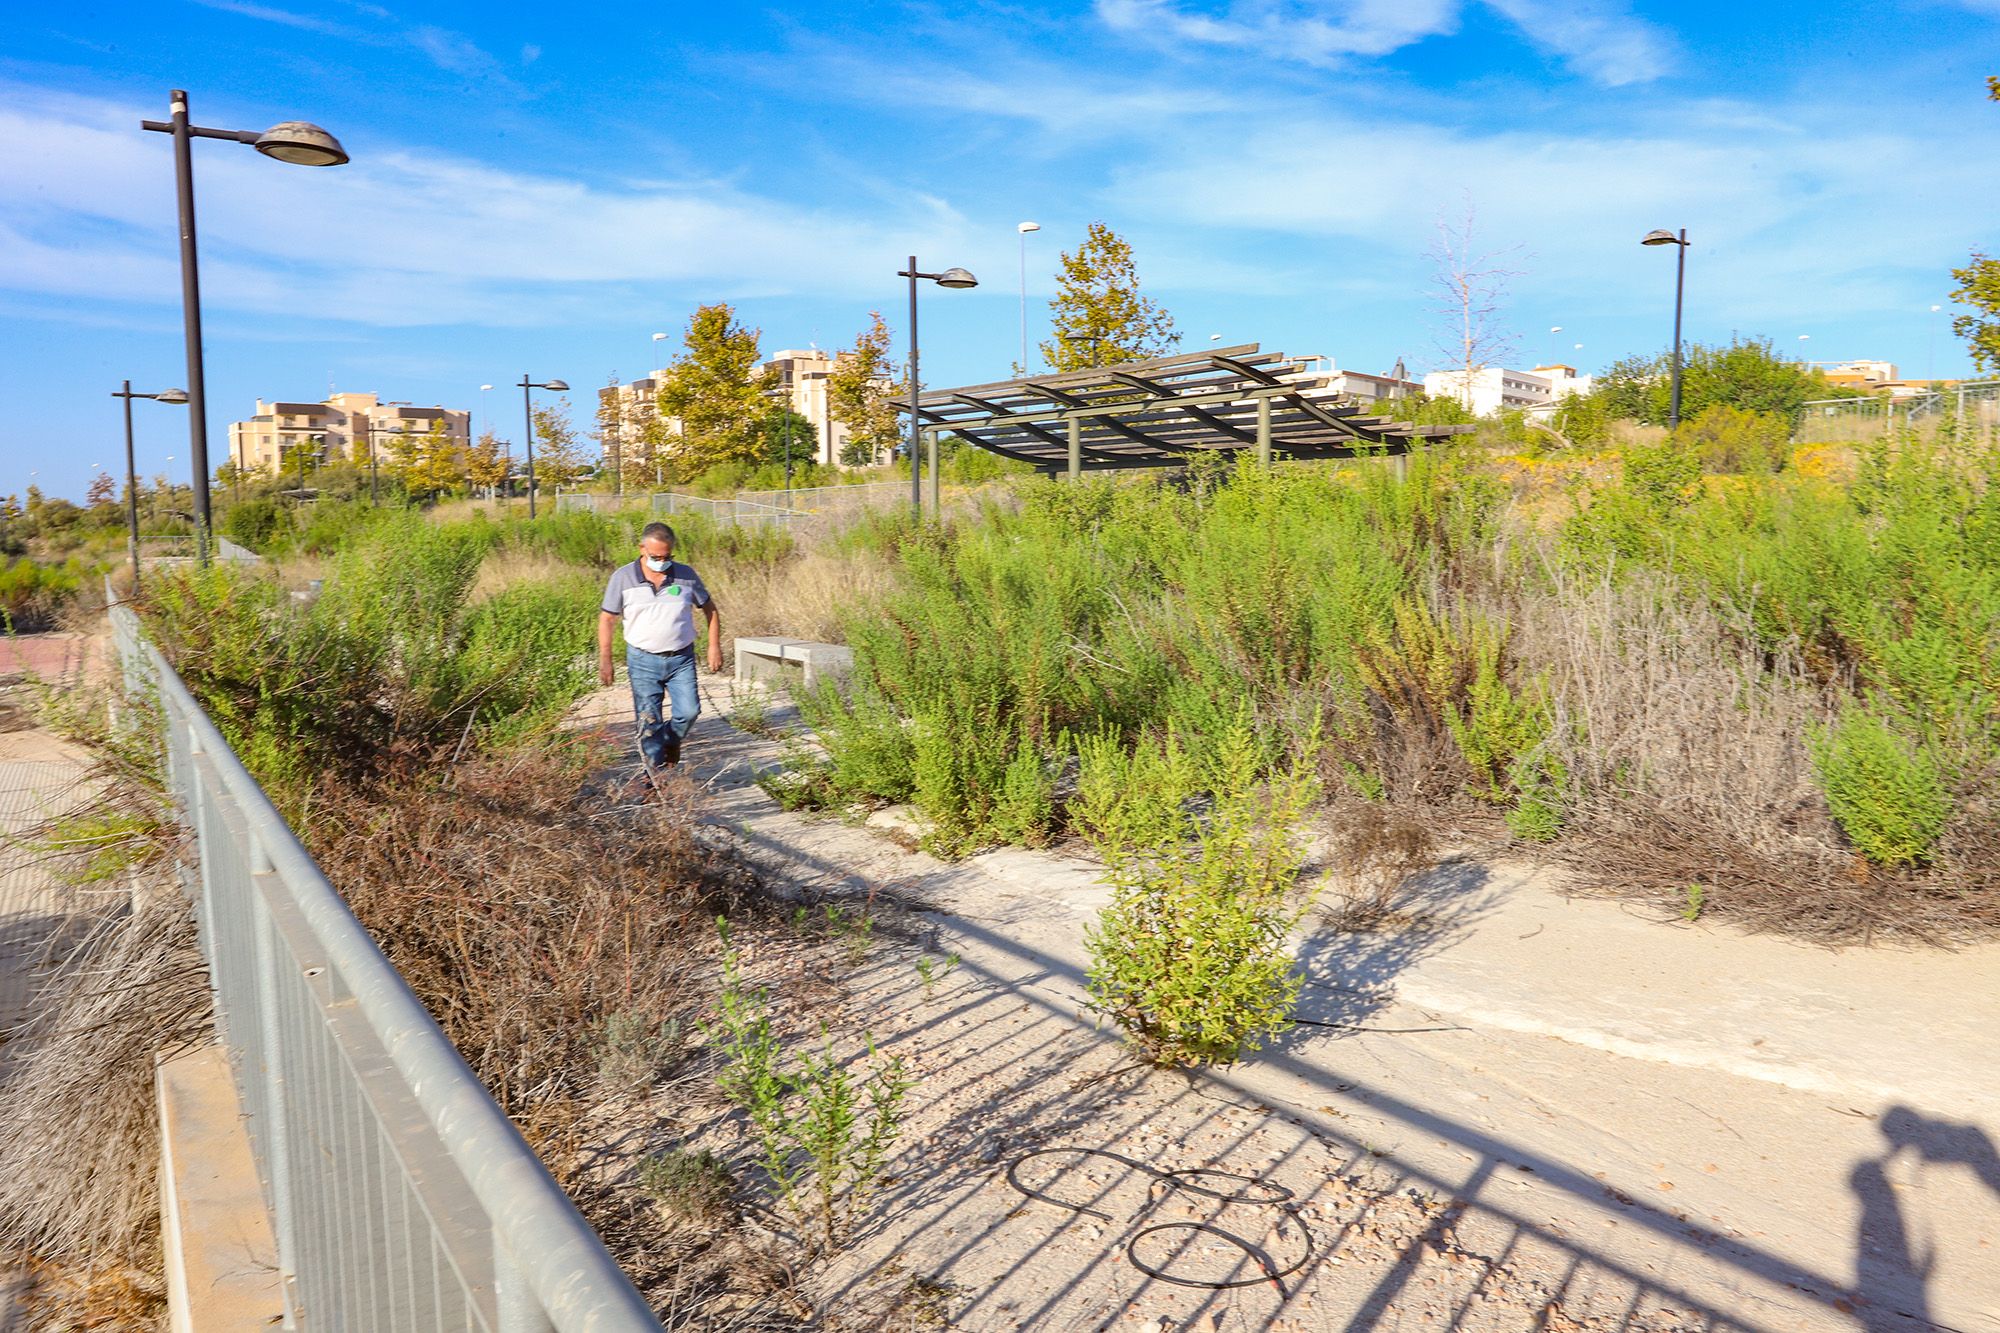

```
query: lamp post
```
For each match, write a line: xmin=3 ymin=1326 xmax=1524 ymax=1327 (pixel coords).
xmin=650 ymin=331 xmax=669 ymax=378
xmin=517 ymin=375 xmax=568 ymax=519
xmin=1017 ymin=222 xmax=1040 ymax=374
xmin=897 ymin=258 xmax=978 ymax=514
xmin=142 ymin=90 xmax=347 ymax=563
xmin=111 ymin=382 xmax=189 ymax=592
xmin=1640 ymin=228 xmax=1690 ymax=429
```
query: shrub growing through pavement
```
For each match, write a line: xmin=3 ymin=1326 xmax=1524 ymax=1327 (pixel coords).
xmin=1075 ymin=719 xmax=1319 ymax=1067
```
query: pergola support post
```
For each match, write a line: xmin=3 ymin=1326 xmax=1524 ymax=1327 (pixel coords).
xmin=926 ymin=429 xmax=941 ymax=515
xmin=1255 ymin=397 xmax=1272 ymax=467
xmin=1067 ymin=416 xmax=1081 ymax=480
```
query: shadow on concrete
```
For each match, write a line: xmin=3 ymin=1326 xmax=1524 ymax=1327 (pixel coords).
xmin=1849 ymin=1106 xmax=2000 ymax=1332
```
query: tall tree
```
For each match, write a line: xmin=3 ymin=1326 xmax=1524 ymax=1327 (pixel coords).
xmin=828 ymin=311 xmax=901 ymax=467
xmin=387 ymin=418 xmax=467 ymax=501
xmin=595 ymin=380 xmax=626 ymax=490
xmin=465 ymin=429 xmax=509 ymax=494
xmin=1951 ymin=80 xmax=2000 ymax=374
xmin=86 ymin=471 xmax=117 ymax=511
xmin=530 ymin=400 xmax=589 ymax=491
xmin=1039 ymin=223 xmax=1180 ymax=372
xmin=656 ymin=304 xmax=776 ymax=474
xmin=1426 ymin=201 xmax=1522 ymax=410
xmin=1950 ymin=254 xmax=2000 ymax=376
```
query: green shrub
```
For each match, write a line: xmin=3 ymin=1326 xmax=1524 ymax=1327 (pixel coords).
xmin=143 ymin=518 xmax=603 ymax=810
xmin=705 ymin=926 xmax=910 ymax=1249
xmin=1810 ymin=707 xmax=1952 ymax=867
xmin=0 ymin=557 xmax=92 ymax=631
xmin=219 ymin=496 xmax=293 ymax=552
xmin=1076 ymin=720 xmax=1319 ymax=1067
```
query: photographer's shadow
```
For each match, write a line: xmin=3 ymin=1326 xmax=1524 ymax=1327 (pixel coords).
xmin=1850 ymin=1105 xmax=2000 ymax=1331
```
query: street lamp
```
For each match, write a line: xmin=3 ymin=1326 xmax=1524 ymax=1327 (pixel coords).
xmin=1640 ymin=228 xmax=1690 ymax=429
xmin=650 ymin=332 xmax=669 ymax=378
xmin=142 ymin=90 xmax=348 ymax=563
xmin=111 ymin=382 xmax=188 ymax=592
xmin=517 ymin=375 xmax=568 ymax=519
xmin=1017 ymin=222 xmax=1040 ymax=374
xmin=897 ymin=258 xmax=978 ymax=514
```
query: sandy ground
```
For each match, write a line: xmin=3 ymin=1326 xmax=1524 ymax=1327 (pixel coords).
xmin=574 ymin=672 xmax=2000 ymax=1333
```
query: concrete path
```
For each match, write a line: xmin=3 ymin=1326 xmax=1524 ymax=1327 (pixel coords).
xmin=574 ymin=676 xmax=2000 ymax=1331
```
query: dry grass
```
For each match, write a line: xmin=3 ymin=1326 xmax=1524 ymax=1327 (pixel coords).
xmin=0 ymin=899 xmax=211 ymax=1267
xmin=1514 ymin=562 xmax=2000 ymax=943
xmin=707 ymin=544 xmax=899 ymax=644
xmin=305 ymin=744 xmax=829 ymax=1325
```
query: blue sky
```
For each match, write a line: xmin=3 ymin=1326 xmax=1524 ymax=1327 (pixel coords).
xmin=3 ymin=0 xmax=1997 ymax=500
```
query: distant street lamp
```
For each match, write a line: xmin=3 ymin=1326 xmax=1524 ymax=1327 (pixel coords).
xmin=897 ymin=258 xmax=978 ymax=514
xmin=111 ymin=381 xmax=189 ymax=592
xmin=1017 ymin=222 xmax=1040 ymax=374
xmin=1640 ymin=228 xmax=1690 ymax=429
xmin=518 ymin=375 xmax=568 ymax=519
xmin=142 ymin=90 xmax=347 ymax=563
xmin=650 ymin=331 xmax=669 ymax=378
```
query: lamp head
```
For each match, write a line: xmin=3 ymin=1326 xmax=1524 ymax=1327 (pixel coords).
xmin=254 ymin=121 xmax=349 ymax=167
xmin=542 ymin=379 xmax=570 ymax=392
xmin=154 ymin=388 xmax=190 ymax=404
xmin=934 ymin=268 xmax=978 ymax=289
xmin=1640 ymin=229 xmax=1683 ymax=247
xmin=1018 ymin=221 xmax=1040 ymax=234
xmin=480 ymin=384 xmax=494 ymax=391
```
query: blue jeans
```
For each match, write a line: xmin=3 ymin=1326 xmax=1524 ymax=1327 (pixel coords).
xmin=627 ymin=645 xmax=699 ymax=766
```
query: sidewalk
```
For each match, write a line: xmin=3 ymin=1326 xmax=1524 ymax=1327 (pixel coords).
xmin=565 ymin=673 xmax=2000 ymax=1330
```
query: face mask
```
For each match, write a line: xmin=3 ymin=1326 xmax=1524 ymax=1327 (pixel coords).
xmin=644 ymin=555 xmax=670 ymax=573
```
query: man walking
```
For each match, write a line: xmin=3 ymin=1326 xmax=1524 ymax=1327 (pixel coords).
xmin=599 ymin=522 xmax=724 ymax=784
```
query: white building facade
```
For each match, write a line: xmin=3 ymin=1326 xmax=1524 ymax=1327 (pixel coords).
xmin=1423 ymin=364 xmax=1594 ymax=416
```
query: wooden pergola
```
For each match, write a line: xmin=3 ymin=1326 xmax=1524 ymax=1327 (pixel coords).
xmin=901 ymin=345 xmax=1469 ymax=495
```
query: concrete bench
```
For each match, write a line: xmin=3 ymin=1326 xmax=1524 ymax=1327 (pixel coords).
xmin=733 ymin=636 xmax=854 ymax=693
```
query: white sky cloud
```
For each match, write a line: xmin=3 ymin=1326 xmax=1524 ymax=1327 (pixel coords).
xmin=0 ymin=86 xmax=981 ymax=327
xmin=1095 ymin=0 xmax=1675 ymax=84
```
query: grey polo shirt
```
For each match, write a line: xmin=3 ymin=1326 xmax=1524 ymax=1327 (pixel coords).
xmin=602 ymin=559 xmax=711 ymax=653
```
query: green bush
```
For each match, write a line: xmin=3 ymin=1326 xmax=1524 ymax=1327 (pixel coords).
xmin=0 ymin=556 xmax=92 ymax=631
xmin=1076 ymin=721 xmax=1319 ymax=1067
xmin=219 ymin=496 xmax=293 ymax=553
xmin=143 ymin=516 xmax=603 ymax=810
xmin=1810 ymin=707 xmax=1952 ymax=867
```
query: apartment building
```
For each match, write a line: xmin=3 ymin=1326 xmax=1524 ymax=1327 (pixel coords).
xmin=227 ymin=392 xmax=469 ymax=474
xmin=1423 ymin=364 xmax=1594 ymax=416
xmin=1820 ymin=360 xmax=1899 ymax=392
xmin=1284 ymin=356 xmax=1424 ymax=406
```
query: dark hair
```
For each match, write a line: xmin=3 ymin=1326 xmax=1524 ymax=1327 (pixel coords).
xmin=640 ymin=521 xmax=675 ymax=545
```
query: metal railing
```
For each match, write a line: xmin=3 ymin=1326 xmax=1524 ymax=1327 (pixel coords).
xmin=1793 ymin=380 xmax=2000 ymax=441
xmin=109 ymin=597 xmax=660 ymax=1332
xmin=736 ymin=481 xmax=906 ymax=515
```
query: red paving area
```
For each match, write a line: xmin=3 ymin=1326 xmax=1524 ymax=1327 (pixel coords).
xmin=0 ymin=635 xmax=90 ymax=681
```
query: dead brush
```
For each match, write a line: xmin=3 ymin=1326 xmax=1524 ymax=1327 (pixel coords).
xmin=1320 ymin=799 xmax=1439 ymax=929
xmin=308 ymin=746 xmax=731 ymax=1118
xmin=0 ymin=898 xmax=211 ymax=1270
xmin=1513 ymin=565 xmax=2000 ymax=943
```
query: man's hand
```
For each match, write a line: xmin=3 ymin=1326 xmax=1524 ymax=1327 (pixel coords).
xmin=706 ymin=644 xmax=724 ymax=674
xmin=598 ymin=658 xmax=614 ymax=687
